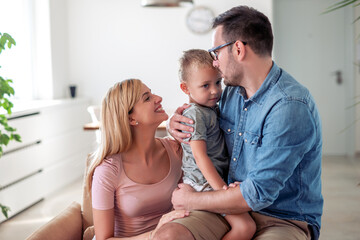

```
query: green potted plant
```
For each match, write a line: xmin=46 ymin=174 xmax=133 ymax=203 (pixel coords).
xmin=323 ymin=0 xmax=360 ymax=21
xmin=323 ymin=0 xmax=360 ymax=131
xmin=0 ymin=32 xmax=22 ymax=218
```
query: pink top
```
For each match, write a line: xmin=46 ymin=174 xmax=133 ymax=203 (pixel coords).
xmin=92 ymin=138 xmax=182 ymax=237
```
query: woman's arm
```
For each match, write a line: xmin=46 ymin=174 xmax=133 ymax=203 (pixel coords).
xmin=189 ymin=140 xmax=226 ymax=190
xmin=93 ymin=208 xmax=189 ymax=240
xmin=93 ymin=208 xmax=117 ymax=240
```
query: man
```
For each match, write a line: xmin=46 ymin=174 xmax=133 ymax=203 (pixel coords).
xmin=154 ymin=5 xmax=323 ymax=240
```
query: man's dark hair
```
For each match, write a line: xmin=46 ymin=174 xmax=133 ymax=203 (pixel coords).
xmin=213 ymin=6 xmax=273 ymax=57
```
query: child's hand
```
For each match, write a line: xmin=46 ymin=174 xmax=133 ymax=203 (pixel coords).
xmin=228 ymin=181 xmax=241 ymax=188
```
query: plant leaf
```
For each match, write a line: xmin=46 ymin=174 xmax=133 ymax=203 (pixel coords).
xmin=0 ymin=204 xmax=10 ymax=219
xmin=353 ymin=15 xmax=360 ymax=23
xmin=13 ymin=134 xmax=21 ymax=142
xmin=322 ymin=0 xmax=358 ymax=14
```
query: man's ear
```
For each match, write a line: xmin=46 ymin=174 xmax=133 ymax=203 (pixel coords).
xmin=180 ymin=82 xmax=190 ymax=95
xmin=234 ymin=40 xmax=246 ymax=61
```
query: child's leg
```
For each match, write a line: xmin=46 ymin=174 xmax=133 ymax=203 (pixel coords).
xmin=222 ymin=212 xmax=256 ymax=240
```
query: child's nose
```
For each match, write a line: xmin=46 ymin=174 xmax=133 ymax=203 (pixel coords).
xmin=211 ymin=87 xmax=220 ymax=94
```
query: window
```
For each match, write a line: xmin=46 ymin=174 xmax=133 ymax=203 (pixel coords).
xmin=0 ymin=0 xmax=33 ymax=100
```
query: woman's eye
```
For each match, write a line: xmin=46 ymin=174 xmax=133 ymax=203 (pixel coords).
xmin=145 ymin=96 xmax=150 ymax=101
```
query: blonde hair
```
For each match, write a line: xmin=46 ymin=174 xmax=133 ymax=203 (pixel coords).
xmin=86 ymin=79 xmax=143 ymax=192
xmin=178 ymin=49 xmax=216 ymax=82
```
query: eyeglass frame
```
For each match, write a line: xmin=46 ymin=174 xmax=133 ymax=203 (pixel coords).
xmin=208 ymin=40 xmax=247 ymax=61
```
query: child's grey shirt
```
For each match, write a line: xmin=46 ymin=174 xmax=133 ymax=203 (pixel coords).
xmin=181 ymin=103 xmax=229 ymax=191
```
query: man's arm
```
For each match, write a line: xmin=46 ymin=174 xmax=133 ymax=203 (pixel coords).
xmin=172 ymin=183 xmax=251 ymax=215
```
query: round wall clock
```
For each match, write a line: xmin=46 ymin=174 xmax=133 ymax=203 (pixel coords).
xmin=186 ymin=6 xmax=215 ymax=34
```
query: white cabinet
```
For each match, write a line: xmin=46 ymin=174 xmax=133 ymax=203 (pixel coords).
xmin=0 ymin=98 xmax=95 ymax=222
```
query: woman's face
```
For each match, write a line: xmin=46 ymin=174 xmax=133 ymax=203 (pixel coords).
xmin=130 ymin=84 xmax=168 ymax=126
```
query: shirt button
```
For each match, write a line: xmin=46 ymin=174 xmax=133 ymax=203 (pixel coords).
xmin=244 ymin=108 xmax=248 ymax=111
xmin=233 ymin=158 xmax=236 ymax=161
xmin=239 ymin=132 xmax=242 ymax=136
xmin=244 ymin=139 xmax=248 ymax=143
xmin=227 ymin=129 xmax=231 ymax=132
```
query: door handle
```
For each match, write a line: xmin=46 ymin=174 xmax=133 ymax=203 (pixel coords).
xmin=333 ymin=70 xmax=343 ymax=85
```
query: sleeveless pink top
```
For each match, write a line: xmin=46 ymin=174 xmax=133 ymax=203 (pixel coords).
xmin=92 ymin=138 xmax=182 ymax=237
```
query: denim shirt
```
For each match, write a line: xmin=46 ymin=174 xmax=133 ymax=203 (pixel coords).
xmin=219 ymin=62 xmax=323 ymax=239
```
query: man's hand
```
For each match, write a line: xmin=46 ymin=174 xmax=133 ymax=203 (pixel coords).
xmin=171 ymin=183 xmax=195 ymax=210
xmin=167 ymin=104 xmax=194 ymax=144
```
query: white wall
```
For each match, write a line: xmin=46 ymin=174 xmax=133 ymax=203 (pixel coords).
xmin=354 ymin=7 xmax=360 ymax=155
xmin=49 ymin=0 xmax=69 ymax=99
xmin=50 ymin=0 xmax=273 ymax=110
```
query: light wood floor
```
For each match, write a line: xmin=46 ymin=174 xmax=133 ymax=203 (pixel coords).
xmin=0 ymin=156 xmax=359 ymax=240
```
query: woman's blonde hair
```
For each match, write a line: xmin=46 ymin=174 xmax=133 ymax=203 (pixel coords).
xmin=86 ymin=79 xmax=143 ymax=192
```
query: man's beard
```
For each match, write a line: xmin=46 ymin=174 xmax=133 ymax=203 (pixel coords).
xmin=222 ymin=57 xmax=243 ymax=87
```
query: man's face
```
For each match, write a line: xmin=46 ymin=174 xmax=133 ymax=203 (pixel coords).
xmin=211 ymin=26 xmax=243 ymax=86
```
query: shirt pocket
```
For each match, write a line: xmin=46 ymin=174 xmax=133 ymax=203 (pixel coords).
xmin=219 ymin=117 xmax=235 ymax=151
xmin=243 ymin=131 xmax=260 ymax=146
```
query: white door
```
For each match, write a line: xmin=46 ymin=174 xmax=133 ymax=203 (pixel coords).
xmin=273 ymin=0 xmax=355 ymax=156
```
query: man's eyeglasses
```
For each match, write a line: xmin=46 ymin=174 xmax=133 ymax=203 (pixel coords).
xmin=208 ymin=40 xmax=247 ymax=61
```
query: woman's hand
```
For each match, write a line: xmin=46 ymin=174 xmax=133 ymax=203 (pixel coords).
xmin=151 ymin=209 xmax=190 ymax=237
xmin=167 ymin=104 xmax=194 ymax=144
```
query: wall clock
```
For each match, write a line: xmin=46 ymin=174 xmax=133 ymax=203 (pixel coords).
xmin=186 ymin=6 xmax=215 ymax=34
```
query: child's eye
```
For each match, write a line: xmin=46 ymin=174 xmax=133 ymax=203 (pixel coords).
xmin=202 ymin=84 xmax=209 ymax=88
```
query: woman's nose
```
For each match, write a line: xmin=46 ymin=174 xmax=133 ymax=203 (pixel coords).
xmin=154 ymin=94 xmax=162 ymax=103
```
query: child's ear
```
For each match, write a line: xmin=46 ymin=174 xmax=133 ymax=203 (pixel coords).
xmin=180 ymin=82 xmax=190 ymax=95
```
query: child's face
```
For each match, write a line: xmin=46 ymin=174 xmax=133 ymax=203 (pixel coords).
xmin=184 ymin=66 xmax=222 ymax=108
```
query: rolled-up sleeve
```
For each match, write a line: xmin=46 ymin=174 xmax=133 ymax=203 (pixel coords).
xmin=240 ymin=99 xmax=318 ymax=211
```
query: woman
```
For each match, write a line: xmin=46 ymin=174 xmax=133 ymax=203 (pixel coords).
xmin=86 ymin=79 xmax=188 ymax=240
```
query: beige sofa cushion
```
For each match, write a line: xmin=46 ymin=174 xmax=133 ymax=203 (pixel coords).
xmin=26 ymin=202 xmax=82 ymax=240
xmin=82 ymin=155 xmax=93 ymax=231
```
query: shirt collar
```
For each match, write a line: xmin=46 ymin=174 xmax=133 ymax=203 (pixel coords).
xmin=237 ymin=61 xmax=281 ymax=105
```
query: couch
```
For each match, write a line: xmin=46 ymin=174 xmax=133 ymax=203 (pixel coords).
xmin=26 ymin=157 xmax=95 ymax=240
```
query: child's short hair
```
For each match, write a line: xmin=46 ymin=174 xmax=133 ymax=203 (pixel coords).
xmin=179 ymin=49 xmax=216 ymax=82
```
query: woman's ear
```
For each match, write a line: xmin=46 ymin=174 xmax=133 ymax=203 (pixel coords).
xmin=129 ymin=116 xmax=138 ymax=126
xmin=180 ymin=82 xmax=190 ymax=95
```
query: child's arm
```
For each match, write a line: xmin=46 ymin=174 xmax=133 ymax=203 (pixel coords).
xmin=189 ymin=140 xmax=226 ymax=190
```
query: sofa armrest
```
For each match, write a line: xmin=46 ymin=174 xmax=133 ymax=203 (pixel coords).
xmin=26 ymin=202 xmax=83 ymax=240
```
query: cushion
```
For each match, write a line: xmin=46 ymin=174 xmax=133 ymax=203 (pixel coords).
xmin=26 ymin=202 xmax=82 ymax=240
xmin=82 ymin=155 xmax=93 ymax=230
